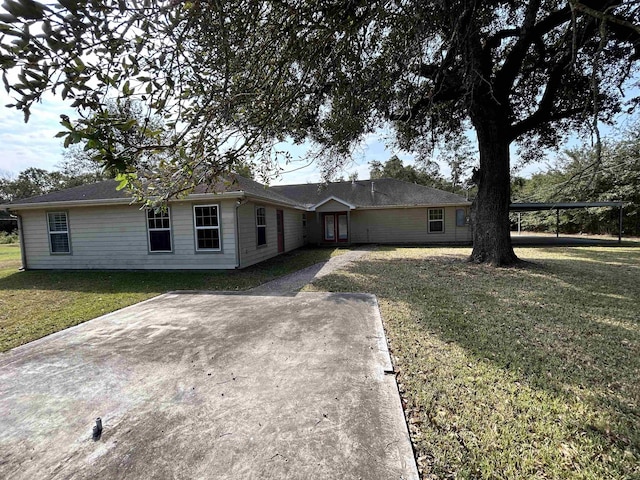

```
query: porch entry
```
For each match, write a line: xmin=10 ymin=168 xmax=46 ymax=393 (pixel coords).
xmin=277 ymin=209 xmax=285 ymax=253
xmin=323 ymin=212 xmax=348 ymax=243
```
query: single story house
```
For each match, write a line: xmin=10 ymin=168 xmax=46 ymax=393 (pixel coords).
xmin=1 ymin=175 xmax=472 ymax=270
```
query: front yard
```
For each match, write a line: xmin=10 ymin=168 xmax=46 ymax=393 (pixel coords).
xmin=307 ymin=245 xmax=640 ymax=479
xmin=2 ymin=242 xmax=638 ymax=478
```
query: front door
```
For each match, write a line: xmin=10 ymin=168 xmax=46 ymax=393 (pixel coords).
xmin=276 ymin=209 xmax=285 ymax=253
xmin=323 ymin=213 xmax=348 ymax=243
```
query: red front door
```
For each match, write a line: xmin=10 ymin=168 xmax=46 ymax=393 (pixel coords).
xmin=323 ymin=213 xmax=348 ymax=243
xmin=277 ymin=209 xmax=285 ymax=253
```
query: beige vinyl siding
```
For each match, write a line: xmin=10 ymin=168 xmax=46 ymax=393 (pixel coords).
xmin=315 ymin=199 xmax=351 ymax=212
xmin=19 ymin=200 xmax=238 ymax=270
xmin=305 ymin=212 xmax=321 ymax=245
xmin=237 ymin=202 xmax=304 ymax=268
xmin=350 ymin=206 xmax=471 ymax=244
xmin=283 ymin=209 xmax=305 ymax=252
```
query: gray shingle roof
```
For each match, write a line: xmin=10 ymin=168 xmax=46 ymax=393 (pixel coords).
xmin=4 ymin=180 xmax=130 ymax=205
xmin=271 ymin=178 xmax=469 ymax=208
xmin=2 ymin=174 xmax=300 ymax=208
xmin=3 ymin=176 xmax=468 ymax=209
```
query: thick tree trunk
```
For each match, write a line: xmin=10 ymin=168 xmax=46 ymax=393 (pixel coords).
xmin=469 ymin=116 xmax=520 ymax=266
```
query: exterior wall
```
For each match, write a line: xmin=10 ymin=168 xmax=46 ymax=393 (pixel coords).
xmin=19 ymin=200 xmax=238 ymax=270
xmin=306 ymin=211 xmax=321 ymax=245
xmin=237 ymin=201 xmax=305 ymax=268
xmin=348 ymin=206 xmax=472 ymax=244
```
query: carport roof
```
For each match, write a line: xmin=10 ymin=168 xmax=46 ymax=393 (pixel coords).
xmin=510 ymin=201 xmax=624 ymax=212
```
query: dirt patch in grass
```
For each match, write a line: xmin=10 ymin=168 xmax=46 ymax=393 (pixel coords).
xmin=306 ymin=245 xmax=640 ymax=479
xmin=0 ymin=246 xmax=347 ymax=352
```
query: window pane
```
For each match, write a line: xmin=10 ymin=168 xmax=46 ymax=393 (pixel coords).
xmin=429 ymin=209 xmax=443 ymax=220
xmin=430 ymin=221 xmax=444 ymax=232
xmin=48 ymin=212 xmax=68 ymax=232
xmin=324 ymin=215 xmax=335 ymax=240
xmin=338 ymin=214 xmax=348 ymax=240
xmin=148 ymin=209 xmax=170 ymax=229
xmin=257 ymin=225 xmax=267 ymax=246
xmin=150 ymin=230 xmax=172 ymax=251
xmin=197 ymin=229 xmax=220 ymax=249
xmin=256 ymin=207 xmax=266 ymax=226
xmin=456 ymin=209 xmax=466 ymax=227
xmin=195 ymin=206 xmax=218 ymax=227
xmin=50 ymin=233 xmax=70 ymax=253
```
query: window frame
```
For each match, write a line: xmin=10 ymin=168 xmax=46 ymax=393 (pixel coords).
xmin=428 ymin=208 xmax=445 ymax=234
xmin=193 ymin=204 xmax=222 ymax=252
xmin=256 ymin=205 xmax=267 ymax=247
xmin=146 ymin=207 xmax=173 ymax=253
xmin=46 ymin=211 xmax=71 ymax=255
xmin=456 ymin=208 xmax=468 ymax=227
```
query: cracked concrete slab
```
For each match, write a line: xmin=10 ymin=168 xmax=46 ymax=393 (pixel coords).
xmin=0 ymin=291 xmax=417 ymax=479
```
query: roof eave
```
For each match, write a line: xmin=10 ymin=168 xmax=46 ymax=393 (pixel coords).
xmin=244 ymin=192 xmax=305 ymax=210
xmin=356 ymin=202 xmax=471 ymax=210
xmin=2 ymin=191 xmax=248 ymax=211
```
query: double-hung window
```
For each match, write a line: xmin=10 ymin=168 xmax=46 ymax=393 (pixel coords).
xmin=256 ymin=206 xmax=267 ymax=247
xmin=147 ymin=208 xmax=172 ymax=252
xmin=194 ymin=205 xmax=221 ymax=251
xmin=47 ymin=212 xmax=70 ymax=254
xmin=428 ymin=208 xmax=445 ymax=233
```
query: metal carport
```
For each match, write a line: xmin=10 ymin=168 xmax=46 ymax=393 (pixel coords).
xmin=509 ymin=201 xmax=626 ymax=243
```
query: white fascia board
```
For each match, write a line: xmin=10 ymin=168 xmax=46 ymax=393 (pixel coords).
xmin=310 ymin=196 xmax=356 ymax=211
xmin=356 ymin=202 xmax=472 ymax=210
xmin=243 ymin=193 xmax=306 ymax=210
xmin=4 ymin=191 xmax=246 ymax=211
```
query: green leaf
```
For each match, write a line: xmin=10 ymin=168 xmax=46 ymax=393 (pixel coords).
xmin=0 ymin=13 xmax=17 ymax=22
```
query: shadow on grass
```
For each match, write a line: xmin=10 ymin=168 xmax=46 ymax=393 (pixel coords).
xmin=0 ymin=247 xmax=342 ymax=294
xmin=311 ymin=250 xmax=640 ymax=476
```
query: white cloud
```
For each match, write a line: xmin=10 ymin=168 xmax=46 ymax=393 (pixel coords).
xmin=0 ymin=91 xmax=73 ymax=175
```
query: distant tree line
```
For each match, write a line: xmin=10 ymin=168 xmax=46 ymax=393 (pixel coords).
xmin=511 ymin=123 xmax=640 ymax=236
xmin=367 ymin=151 xmax=476 ymax=198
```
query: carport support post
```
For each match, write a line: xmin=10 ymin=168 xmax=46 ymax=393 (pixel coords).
xmin=556 ymin=209 xmax=560 ymax=238
xmin=619 ymin=204 xmax=623 ymax=244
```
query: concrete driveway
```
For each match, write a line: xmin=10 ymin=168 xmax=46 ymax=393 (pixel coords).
xmin=0 ymin=291 xmax=417 ymax=479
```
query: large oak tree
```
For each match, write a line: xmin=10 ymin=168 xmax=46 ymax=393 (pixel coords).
xmin=1 ymin=0 xmax=639 ymax=264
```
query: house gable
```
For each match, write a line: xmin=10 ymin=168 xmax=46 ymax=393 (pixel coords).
xmin=312 ymin=196 xmax=355 ymax=212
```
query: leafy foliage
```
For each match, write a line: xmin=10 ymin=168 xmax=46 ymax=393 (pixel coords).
xmin=0 ymin=166 xmax=101 ymax=202
xmin=369 ymin=154 xmax=476 ymax=196
xmin=369 ymin=155 xmax=443 ymax=185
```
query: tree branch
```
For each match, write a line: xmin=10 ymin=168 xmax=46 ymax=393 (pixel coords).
xmin=495 ymin=5 xmax=573 ymax=93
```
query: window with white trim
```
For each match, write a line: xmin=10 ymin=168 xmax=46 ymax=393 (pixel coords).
xmin=194 ymin=205 xmax=221 ymax=251
xmin=428 ymin=208 xmax=444 ymax=233
xmin=47 ymin=211 xmax=70 ymax=253
xmin=256 ymin=206 xmax=267 ymax=246
xmin=147 ymin=208 xmax=172 ymax=252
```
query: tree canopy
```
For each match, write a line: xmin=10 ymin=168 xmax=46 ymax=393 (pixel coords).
xmin=0 ymin=166 xmax=92 ymax=202
xmin=1 ymin=1 xmax=639 ymax=264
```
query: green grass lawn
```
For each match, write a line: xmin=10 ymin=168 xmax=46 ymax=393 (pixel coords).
xmin=306 ymin=245 xmax=640 ymax=479
xmin=0 ymin=244 xmax=346 ymax=352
